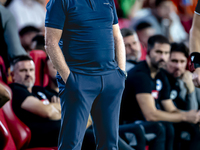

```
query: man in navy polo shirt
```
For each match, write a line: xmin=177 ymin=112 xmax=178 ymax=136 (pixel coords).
xmin=189 ymin=0 xmax=200 ymax=87
xmin=45 ymin=0 xmax=126 ymax=150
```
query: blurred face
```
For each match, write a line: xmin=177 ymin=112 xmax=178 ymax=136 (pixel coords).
xmin=137 ymin=27 xmax=156 ymax=48
xmin=167 ymin=52 xmax=187 ymax=78
xmin=156 ymin=1 xmax=173 ymax=19
xmin=1 ymin=0 xmax=7 ymax=5
xmin=47 ymin=59 xmax=57 ymax=79
xmin=12 ymin=60 xmax=35 ymax=89
xmin=149 ymin=43 xmax=170 ymax=69
xmin=20 ymin=32 xmax=38 ymax=52
xmin=123 ymin=34 xmax=141 ymax=61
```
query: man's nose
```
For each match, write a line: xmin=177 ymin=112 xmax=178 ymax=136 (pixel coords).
xmin=26 ymin=70 xmax=31 ymax=76
xmin=175 ymin=62 xmax=181 ymax=68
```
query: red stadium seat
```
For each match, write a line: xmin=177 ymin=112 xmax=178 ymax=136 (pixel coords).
xmin=0 ymin=120 xmax=9 ymax=150
xmin=2 ymin=101 xmax=31 ymax=150
xmin=0 ymin=108 xmax=17 ymax=150
xmin=2 ymin=101 xmax=57 ymax=150
xmin=29 ymin=50 xmax=49 ymax=87
xmin=0 ymin=56 xmax=7 ymax=84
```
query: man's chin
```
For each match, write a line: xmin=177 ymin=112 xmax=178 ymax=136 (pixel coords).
xmin=127 ymin=56 xmax=138 ymax=62
xmin=24 ymin=82 xmax=34 ymax=89
xmin=158 ymin=63 xmax=167 ymax=69
xmin=173 ymin=72 xmax=182 ymax=78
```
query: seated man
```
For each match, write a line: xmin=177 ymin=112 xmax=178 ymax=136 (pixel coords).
xmin=120 ymin=28 xmax=141 ymax=71
xmin=9 ymin=55 xmax=61 ymax=148
xmin=165 ymin=43 xmax=198 ymax=110
xmin=19 ymin=26 xmax=40 ymax=53
xmin=131 ymin=0 xmax=187 ymax=42
xmin=135 ymin=22 xmax=156 ymax=49
xmin=164 ymin=42 xmax=200 ymax=150
xmin=120 ymin=35 xmax=200 ymax=150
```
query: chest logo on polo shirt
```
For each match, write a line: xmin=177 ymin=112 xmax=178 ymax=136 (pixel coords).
xmin=156 ymin=79 xmax=162 ymax=91
xmin=151 ymin=90 xmax=159 ymax=99
xmin=37 ymin=92 xmax=47 ymax=100
xmin=170 ymin=90 xmax=178 ymax=100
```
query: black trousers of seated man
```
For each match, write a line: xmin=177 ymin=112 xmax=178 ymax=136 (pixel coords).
xmin=173 ymin=122 xmax=200 ymax=150
xmin=28 ymin=120 xmax=61 ymax=148
xmin=82 ymin=123 xmax=146 ymax=150
xmin=136 ymin=121 xmax=174 ymax=150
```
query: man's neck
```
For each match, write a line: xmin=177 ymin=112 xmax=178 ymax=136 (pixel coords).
xmin=27 ymin=87 xmax=32 ymax=93
xmin=146 ymin=57 xmax=159 ymax=79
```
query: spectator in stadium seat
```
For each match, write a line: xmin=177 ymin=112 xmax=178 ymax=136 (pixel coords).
xmin=0 ymin=0 xmax=27 ymax=69
xmin=120 ymin=35 xmax=200 ymax=150
xmin=131 ymin=0 xmax=188 ymax=43
xmin=135 ymin=22 xmax=156 ymax=49
xmin=9 ymin=55 xmax=93 ymax=148
xmin=9 ymin=55 xmax=61 ymax=148
xmin=120 ymin=28 xmax=141 ymax=71
xmin=32 ymin=34 xmax=45 ymax=51
xmin=19 ymin=26 xmax=40 ymax=53
xmin=7 ymin=0 xmax=45 ymax=31
xmin=135 ymin=22 xmax=156 ymax=61
xmin=164 ymin=42 xmax=200 ymax=150
xmin=165 ymin=43 xmax=198 ymax=111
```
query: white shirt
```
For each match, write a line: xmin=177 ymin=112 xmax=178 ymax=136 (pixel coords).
xmin=8 ymin=0 xmax=45 ymax=30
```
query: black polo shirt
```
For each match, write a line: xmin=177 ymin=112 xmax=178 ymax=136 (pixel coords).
xmin=120 ymin=61 xmax=171 ymax=124
xmin=195 ymin=0 xmax=200 ymax=14
xmin=162 ymin=69 xmax=194 ymax=111
xmin=10 ymin=83 xmax=54 ymax=125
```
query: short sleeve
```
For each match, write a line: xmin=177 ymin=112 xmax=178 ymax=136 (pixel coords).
xmin=10 ymin=84 xmax=32 ymax=108
xmin=158 ymin=72 xmax=171 ymax=101
xmin=45 ymin=0 xmax=67 ymax=30
xmin=127 ymin=72 xmax=152 ymax=94
xmin=110 ymin=0 xmax=118 ymax=25
xmin=195 ymin=0 xmax=200 ymax=15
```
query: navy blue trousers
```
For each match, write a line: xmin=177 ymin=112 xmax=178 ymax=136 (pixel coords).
xmin=57 ymin=69 xmax=125 ymax=150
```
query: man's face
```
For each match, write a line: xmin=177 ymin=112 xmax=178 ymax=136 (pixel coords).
xmin=137 ymin=27 xmax=156 ymax=48
xmin=20 ymin=32 xmax=38 ymax=52
xmin=149 ymin=43 xmax=170 ymax=69
xmin=1 ymin=0 xmax=7 ymax=5
xmin=123 ymin=34 xmax=141 ymax=61
xmin=167 ymin=52 xmax=187 ymax=78
xmin=156 ymin=1 xmax=173 ymax=19
xmin=13 ymin=60 xmax=35 ymax=88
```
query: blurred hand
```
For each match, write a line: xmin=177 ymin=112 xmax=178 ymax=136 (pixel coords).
xmin=86 ymin=114 xmax=93 ymax=129
xmin=192 ymin=68 xmax=200 ymax=88
xmin=181 ymin=71 xmax=195 ymax=93
xmin=185 ymin=110 xmax=200 ymax=124
xmin=51 ymin=96 xmax=60 ymax=103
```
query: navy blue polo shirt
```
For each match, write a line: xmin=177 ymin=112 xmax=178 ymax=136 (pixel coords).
xmin=45 ymin=0 xmax=119 ymax=75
